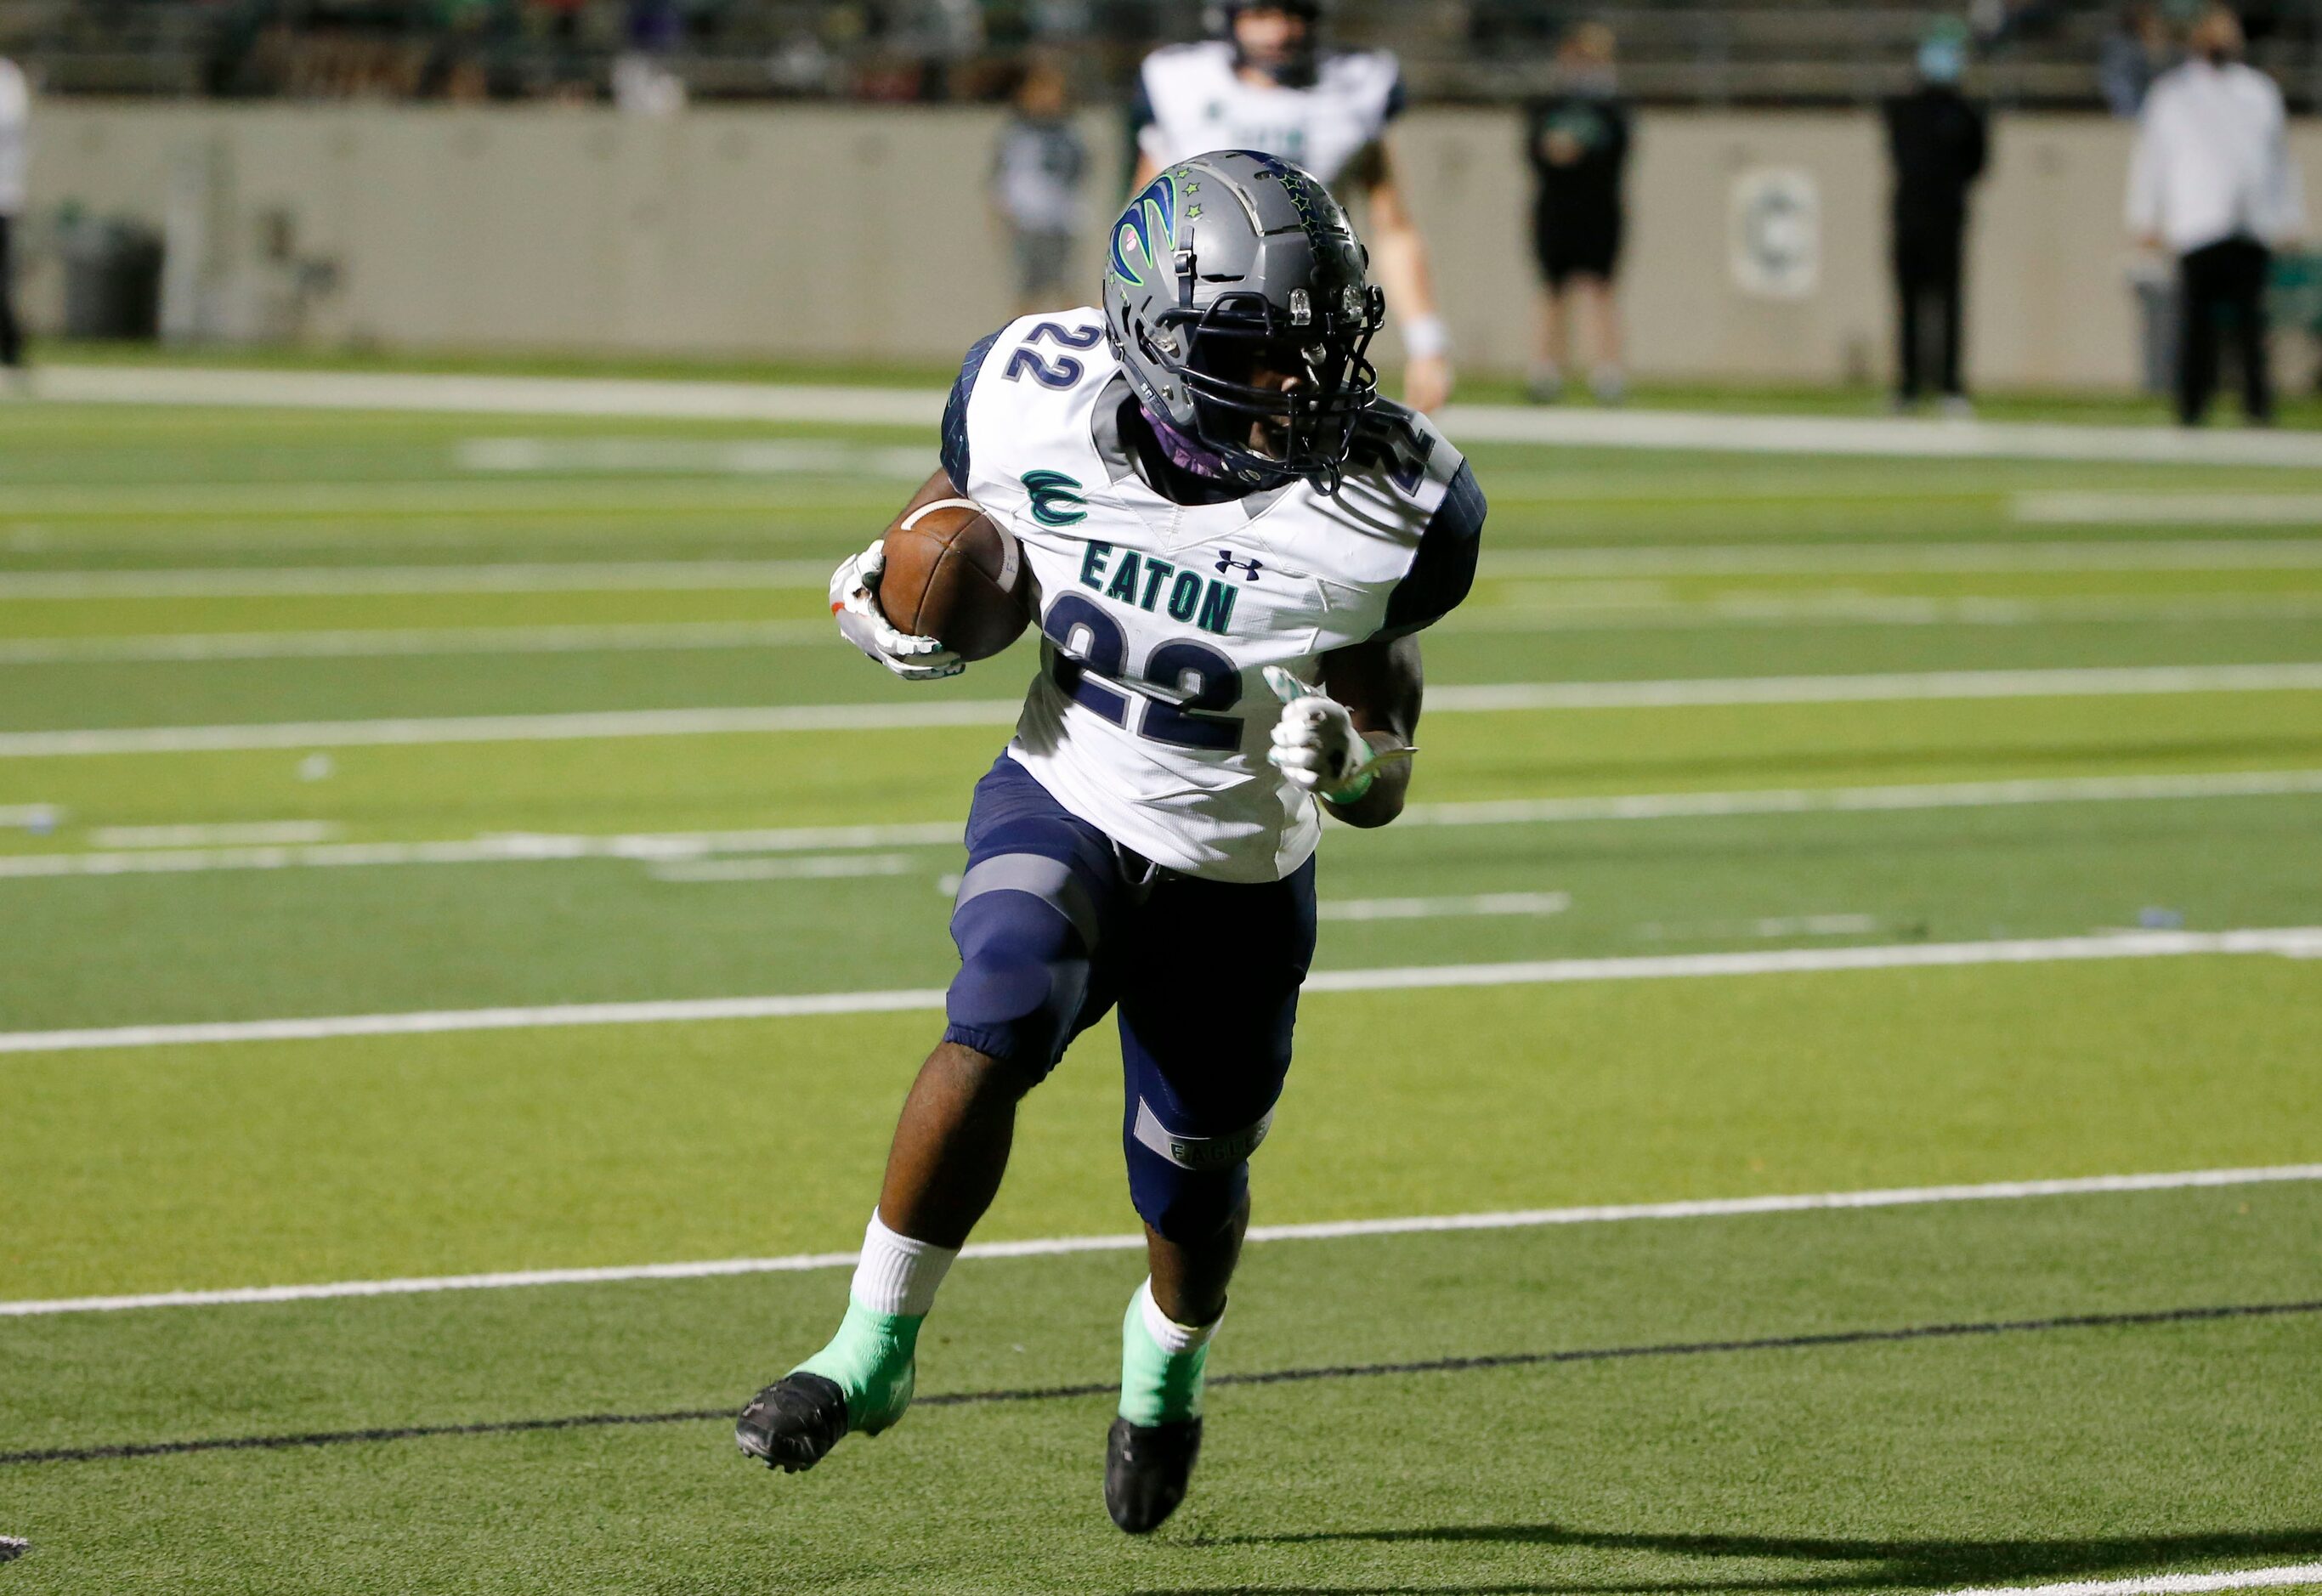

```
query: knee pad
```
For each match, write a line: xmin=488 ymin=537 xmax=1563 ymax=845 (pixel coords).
xmin=1124 ymin=1099 xmax=1272 ymax=1243
xmin=942 ymin=859 xmax=1098 ymax=1075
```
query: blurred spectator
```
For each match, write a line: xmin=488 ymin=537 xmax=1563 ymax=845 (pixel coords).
xmin=0 ymin=54 xmax=23 ymax=377
xmin=991 ymin=58 xmax=1088 ymax=315
xmin=1522 ymin=22 xmax=1629 ymax=405
xmin=2101 ymin=3 xmax=2178 ymax=116
xmin=2128 ymin=4 xmax=2307 ymax=424
xmin=1884 ymin=20 xmax=1988 ymax=415
xmin=1130 ymin=1 xmax=1455 ymax=413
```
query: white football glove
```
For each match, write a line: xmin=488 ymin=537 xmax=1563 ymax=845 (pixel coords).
xmin=830 ymin=538 xmax=965 ymax=682
xmin=1263 ymin=665 xmax=1416 ymax=804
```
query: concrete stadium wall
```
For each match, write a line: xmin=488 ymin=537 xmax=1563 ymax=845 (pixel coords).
xmin=23 ymin=100 xmax=2322 ymax=388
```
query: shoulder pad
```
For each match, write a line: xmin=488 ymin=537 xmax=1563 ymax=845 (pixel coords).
xmin=1348 ymin=400 xmax=1458 ymax=491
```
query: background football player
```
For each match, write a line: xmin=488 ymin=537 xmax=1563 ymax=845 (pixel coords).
xmin=737 ymin=150 xmax=1486 ymax=1534
xmin=1131 ymin=2 xmax=1455 ymax=416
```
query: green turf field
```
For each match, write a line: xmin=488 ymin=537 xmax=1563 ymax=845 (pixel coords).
xmin=3 ymin=377 xmax=2319 ymax=1595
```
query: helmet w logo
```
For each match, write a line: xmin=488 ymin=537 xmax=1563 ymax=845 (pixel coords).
xmin=1023 ymin=470 xmax=1089 ymax=528
xmin=1108 ymin=173 xmax=1178 ymax=289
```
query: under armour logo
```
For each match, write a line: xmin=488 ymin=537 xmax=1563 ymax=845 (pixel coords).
xmin=1215 ymin=552 xmax=1264 ymax=583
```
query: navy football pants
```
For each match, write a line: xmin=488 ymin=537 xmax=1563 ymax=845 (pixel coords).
xmin=942 ymin=755 xmax=1317 ymax=1242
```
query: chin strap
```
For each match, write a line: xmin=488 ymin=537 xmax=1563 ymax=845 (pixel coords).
xmin=1141 ymin=405 xmax=1232 ymax=480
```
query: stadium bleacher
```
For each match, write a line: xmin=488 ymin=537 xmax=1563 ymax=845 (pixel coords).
xmin=4 ymin=0 xmax=2316 ymax=110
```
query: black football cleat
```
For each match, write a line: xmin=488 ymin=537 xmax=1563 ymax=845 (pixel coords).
xmin=735 ymin=1373 xmax=851 ymax=1474
xmin=1105 ymin=1415 xmax=1203 ymax=1533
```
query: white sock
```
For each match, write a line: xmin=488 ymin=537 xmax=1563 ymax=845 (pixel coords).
xmin=848 ymin=1210 xmax=959 ymax=1318
xmin=1135 ymin=1277 xmax=1223 ymax=1355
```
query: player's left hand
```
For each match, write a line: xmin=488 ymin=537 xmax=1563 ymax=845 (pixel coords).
xmin=830 ymin=539 xmax=965 ymax=682
xmin=1404 ymin=353 xmax=1454 ymax=416
xmin=1264 ymin=666 xmax=1415 ymax=803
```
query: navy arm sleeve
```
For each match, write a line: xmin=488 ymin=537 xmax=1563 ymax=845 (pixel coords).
xmin=1376 ymin=460 xmax=1486 ymax=642
xmin=940 ymin=329 xmax=1004 ymax=495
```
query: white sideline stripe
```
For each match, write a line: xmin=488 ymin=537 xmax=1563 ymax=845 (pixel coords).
xmin=36 ymin=367 xmax=2322 ymax=468
xmin=32 ymin=365 xmax=947 ymax=427
xmin=1438 ymin=403 xmax=2322 ymax=469
xmin=0 ymin=621 xmax=830 ymax=665
xmin=5 ymin=1163 xmax=2317 ymax=1319
xmin=3 ymin=928 xmax=2318 ymax=1058
xmin=10 ymin=665 xmax=2322 ymax=759
xmin=2016 ymin=491 xmax=2322 ymax=524
xmin=6 ymin=771 xmax=2320 ymax=881
xmin=1937 ymin=1565 xmax=2322 ymax=1596
xmin=0 ymin=561 xmax=835 ymax=599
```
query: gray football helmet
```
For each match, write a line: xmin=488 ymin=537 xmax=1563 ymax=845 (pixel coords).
xmin=1102 ymin=150 xmax=1386 ymax=493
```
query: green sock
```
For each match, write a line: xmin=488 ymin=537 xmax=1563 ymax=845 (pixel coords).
xmin=793 ymin=1297 xmax=921 ymax=1435
xmin=1119 ymin=1287 xmax=1213 ymax=1428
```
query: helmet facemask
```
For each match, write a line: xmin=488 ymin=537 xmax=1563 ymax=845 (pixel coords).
xmin=1150 ymin=284 xmax=1385 ymax=493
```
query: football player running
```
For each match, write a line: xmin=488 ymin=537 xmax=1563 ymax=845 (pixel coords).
xmin=736 ymin=150 xmax=1486 ymax=1535
xmin=1132 ymin=1 xmax=1456 ymax=416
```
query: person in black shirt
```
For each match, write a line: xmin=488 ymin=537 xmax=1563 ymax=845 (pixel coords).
xmin=1523 ymin=24 xmax=1630 ymax=405
xmin=1883 ymin=25 xmax=1990 ymax=414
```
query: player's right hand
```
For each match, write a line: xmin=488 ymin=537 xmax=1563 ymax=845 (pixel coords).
xmin=830 ymin=540 xmax=965 ymax=682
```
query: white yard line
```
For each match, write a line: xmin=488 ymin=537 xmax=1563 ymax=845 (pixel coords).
xmin=0 ymin=621 xmax=827 ymax=665
xmin=1318 ymin=891 xmax=1572 ymax=923
xmin=3 ymin=928 xmax=2316 ymax=1058
xmin=1437 ymin=404 xmax=2322 ymax=468
xmin=7 ymin=543 xmax=2316 ymax=603
xmin=88 ymin=822 xmax=340 ymax=849
xmin=4 ymin=1163 xmax=2315 ymax=1319
xmin=28 ymin=598 xmax=2322 ymax=666
xmin=455 ymin=437 xmax=930 ymax=477
xmin=0 ymin=821 xmax=968 ymax=879
xmin=6 ymin=771 xmax=2319 ymax=882
xmin=2015 ymin=491 xmax=2322 ymax=525
xmin=31 ymin=365 xmax=947 ymax=427
xmin=8 ymin=665 xmax=2322 ymax=760
xmin=1479 ymin=543 xmax=2322 ymax=576
xmin=0 ymin=562 xmax=835 ymax=599
xmin=1937 ymin=1566 xmax=2322 ymax=1596
xmin=1449 ymin=595 xmax=2322 ymax=633
xmin=1421 ymin=664 xmax=2322 ymax=712
xmin=36 ymin=366 xmax=2322 ymax=467
xmin=1392 ymin=769 xmax=2322 ymax=828
xmin=643 ymin=852 xmax=915 ymax=883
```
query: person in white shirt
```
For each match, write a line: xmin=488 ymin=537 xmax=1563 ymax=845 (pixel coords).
xmin=2127 ymin=6 xmax=2306 ymax=425
xmin=0 ymin=55 xmax=26 ymax=372
xmin=1129 ymin=1 xmax=1454 ymax=415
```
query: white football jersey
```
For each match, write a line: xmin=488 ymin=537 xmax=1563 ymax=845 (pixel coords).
xmin=1134 ymin=41 xmax=1404 ymax=190
xmin=942 ymin=308 xmax=1484 ymax=885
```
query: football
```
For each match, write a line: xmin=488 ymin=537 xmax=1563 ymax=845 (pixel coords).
xmin=878 ymin=498 xmax=1037 ymax=662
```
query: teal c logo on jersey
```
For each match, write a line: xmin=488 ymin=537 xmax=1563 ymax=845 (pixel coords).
xmin=1023 ymin=469 xmax=1088 ymax=528
xmin=1108 ymin=172 xmax=1179 ymax=289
